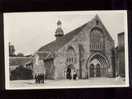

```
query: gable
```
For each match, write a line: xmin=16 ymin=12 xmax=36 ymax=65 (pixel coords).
xmin=38 ymin=15 xmax=114 ymax=54
xmin=93 ymin=15 xmax=114 ymax=42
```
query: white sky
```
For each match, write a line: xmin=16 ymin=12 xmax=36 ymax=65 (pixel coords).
xmin=4 ymin=11 xmax=127 ymax=55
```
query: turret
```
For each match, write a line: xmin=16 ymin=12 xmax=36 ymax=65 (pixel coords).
xmin=55 ymin=20 xmax=64 ymax=39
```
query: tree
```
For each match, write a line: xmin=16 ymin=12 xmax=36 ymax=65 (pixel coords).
xmin=17 ymin=53 xmax=24 ymax=57
xmin=10 ymin=65 xmax=33 ymax=80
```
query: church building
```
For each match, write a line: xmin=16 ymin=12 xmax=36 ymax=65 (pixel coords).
xmin=33 ymin=15 xmax=115 ymax=80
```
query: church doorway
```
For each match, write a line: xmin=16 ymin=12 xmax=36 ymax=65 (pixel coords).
xmin=96 ymin=64 xmax=101 ymax=77
xmin=89 ymin=59 xmax=101 ymax=77
xmin=90 ymin=64 xmax=94 ymax=77
xmin=89 ymin=63 xmax=101 ymax=77
xmin=86 ymin=53 xmax=110 ymax=78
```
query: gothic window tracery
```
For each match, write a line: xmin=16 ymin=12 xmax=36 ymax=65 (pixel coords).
xmin=66 ymin=46 xmax=76 ymax=65
xmin=90 ymin=28 xmax=104 ymax=50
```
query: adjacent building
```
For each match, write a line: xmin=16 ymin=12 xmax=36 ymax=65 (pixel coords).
xmin=115 ymin=32 xmax=125 ymax=77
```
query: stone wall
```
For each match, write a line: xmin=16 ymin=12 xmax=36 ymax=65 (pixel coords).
xmin=53 ymin=22 xmax=92 ymax=79
xmin=53 ymin=18 xmax=115 ymax=79
xmin=36 ymin=16 xmax=116 ymax=80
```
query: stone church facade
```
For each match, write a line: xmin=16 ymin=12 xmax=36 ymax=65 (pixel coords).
xmin=33 ymin=15 xmax=115 ymax=80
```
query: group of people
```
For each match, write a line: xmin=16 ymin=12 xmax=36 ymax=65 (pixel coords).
xmin=34 ymin=73 xmax=45 ymax=84
xmin=65 ymin=67 xmax=78 ymax=80
xmin=34 ymin=67 xmax=78 ymax=84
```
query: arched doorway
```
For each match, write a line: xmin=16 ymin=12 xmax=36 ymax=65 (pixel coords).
xmin=65 ymin=46 xmax=77 ymax=79
xmin=96 ymin=64 xmax=101 ymax=77
xmin=86 ymin=53 xmax=110 ymax=78
xmin=90 ymin=64 xmax=94 ymax=77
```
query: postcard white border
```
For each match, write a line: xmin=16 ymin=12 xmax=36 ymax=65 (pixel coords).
xmin=4 ymin=10 xmax=129 ymax=90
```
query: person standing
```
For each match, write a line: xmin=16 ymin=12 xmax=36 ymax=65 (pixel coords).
xmin=67 ymin=67 xmax=71 ymax=80
xmin=42 ymin=73 xmax=44 ymax=83
xmin=73 ymin=70 xmax=77 ymax=80
xmin=35 ymin=74 xmax=37 ymax=83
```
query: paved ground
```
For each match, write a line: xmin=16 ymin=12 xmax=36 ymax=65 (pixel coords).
xmin=9 ymin=77 xmax=127 ymax=89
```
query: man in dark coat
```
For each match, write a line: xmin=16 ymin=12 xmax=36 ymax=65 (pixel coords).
xmin=35 ymin=74 xmax=38 ymax=83
xmin=66 ymin=67 xmax=71 ymax=80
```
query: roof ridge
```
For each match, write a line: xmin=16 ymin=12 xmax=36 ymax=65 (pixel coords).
xmin=38 ymin=22 xmax=88 ymax=52
xmin=64 ymin=22 xmax=88 ymax=37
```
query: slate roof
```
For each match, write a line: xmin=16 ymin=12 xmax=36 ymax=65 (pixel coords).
xmin=38 ymin=23 xmax=88 ymax=52
xmin=38 ymin=15 xmax=114 ymax=54
xmin=9 ymin=57 xmax=33 ymax=66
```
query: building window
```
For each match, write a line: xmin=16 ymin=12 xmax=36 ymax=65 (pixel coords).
xmin=66 ymin=46 xmax=76 ymax=65
xmin=90 ymin=28 xmax=104 ymax=50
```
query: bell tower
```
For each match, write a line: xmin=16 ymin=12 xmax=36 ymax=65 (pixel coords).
xmin=55 ymin=20 xmax=64 ymax=39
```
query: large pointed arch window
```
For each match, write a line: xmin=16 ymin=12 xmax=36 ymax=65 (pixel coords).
xmin=90 ymin=28 xmax=104 ymax=50
xmin=66 ymin=46 xmax=76 ymax=65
